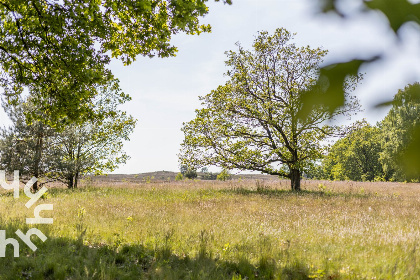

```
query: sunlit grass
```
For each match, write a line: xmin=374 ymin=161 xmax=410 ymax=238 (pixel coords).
xmin=0 ymin=179 xmax=419 ymax=279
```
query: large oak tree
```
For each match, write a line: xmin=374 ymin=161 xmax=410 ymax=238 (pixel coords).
xmin=179 ymin=28 xmax=360 ymax=191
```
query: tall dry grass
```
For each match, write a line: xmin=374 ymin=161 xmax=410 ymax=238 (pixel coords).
xmin=0 ymin=178 xmax=419 ymax=279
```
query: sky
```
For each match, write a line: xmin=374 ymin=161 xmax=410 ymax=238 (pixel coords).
xmin=1 ymin=0 xmax=420 ymax=174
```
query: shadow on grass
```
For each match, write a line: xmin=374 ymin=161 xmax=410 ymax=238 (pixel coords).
xmin=42 ymin=183 xmax=372 ymax=200
xmin=30 ymin=185 xmax=125 ymax=200
xmin=0 ymin=223 xmax=318 ymax=280
xmin=222 ymin=186 xmax=372 ymax=200
xmin=1 ymin=185 xmax=101 ymax=199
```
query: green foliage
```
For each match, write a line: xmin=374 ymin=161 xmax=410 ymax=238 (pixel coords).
xmin=216 ymin=169 xmax=231 ymax=181
xmin=321 ymin=120 xmax=384 ymax=181
xmin=0 ymin=99 xmax=56 ymax=190
xmin=300 ymin=0 xmax=420 ymax=116
xmin=179 ymin=28 xmax=360 ymax=191
xmin=175 ymin=172 xmax=184 ymax=181
xmin=0 ymin=78 xmax=136 ymax=188
xmin=300 ymin=1 xmax=420 ymax=178
xmin=379 ymin=83 xmax=420 ymax=181
xmin=203 ymin=172 xmax=218 ymax=180
xmin=49 ymin=80 xmax=136 ymax=188
xmin=180 ymin=164 xmax=189 ymax=176
xmin=185 ymin=169 xmax=198 ymax=179
xmin=201 ymin=167 xmax=219 ymax=180
xmin=180 ymin=164 xmax=197 ymax=179
xmin=314 ymin=83 xmax=420 ymax=182
xmin=0 ymin=0 xmax=231 ymax=124
xmin=303 ymin=161 xmax=324 ymax=180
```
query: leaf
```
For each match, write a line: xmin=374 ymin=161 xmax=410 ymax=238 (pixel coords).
xmin=375 ymin=100 xmax=394 ymax=108
xmin=317 ymin=0 xmax=345 ymax=17
xmin=299 ymin=58 xmax=372 ymax=119
xmin=365 ymin=0 xmax=420 ymax=34
xmin=376 ymin=83 xmax=420 ymax=108
xmin=0 ymin=0 xmax=230 ymax=124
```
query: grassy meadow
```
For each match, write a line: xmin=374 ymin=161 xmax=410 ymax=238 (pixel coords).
xmin=0 ymin=178 xmax=420 ymax=279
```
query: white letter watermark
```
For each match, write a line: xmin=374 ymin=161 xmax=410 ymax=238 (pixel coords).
xmin=0 ymin=171 xmax=53 ymax=257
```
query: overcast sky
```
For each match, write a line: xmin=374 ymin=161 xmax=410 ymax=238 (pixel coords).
xmin=1 ymin=0 xmax=420 ymax=174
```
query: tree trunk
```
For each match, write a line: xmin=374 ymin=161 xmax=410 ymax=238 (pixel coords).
xmin=290 ymin=168 xmax=301 ymax=191
xmin=68 ymin=176 xmax=74 ymax=189
xmin=74 ymin=172 xmax=79 ymax=189
xmin=32 ymin=125 xmax=45 ymax=192
xmin=32 ymin=180 xmax=39 ymax=192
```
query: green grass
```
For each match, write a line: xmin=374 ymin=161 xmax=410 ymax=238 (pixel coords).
xmin=0 ymin=179 xmax=419 ymax=279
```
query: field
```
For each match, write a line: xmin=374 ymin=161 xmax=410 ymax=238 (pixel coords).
xmin=1 ymin=178 xmax=420 ymax=279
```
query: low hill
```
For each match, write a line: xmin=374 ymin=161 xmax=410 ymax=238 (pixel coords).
xmin=90 ymin=171 xmax=278 ymax=183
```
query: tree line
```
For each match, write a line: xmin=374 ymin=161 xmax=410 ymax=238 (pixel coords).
xmin=308 ymin=83 xmax=420 ymax=182
xmin=175 ymin=166 xmax=232 ymax=181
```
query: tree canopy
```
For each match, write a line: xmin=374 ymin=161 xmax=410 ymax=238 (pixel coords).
xmin=379 ymin=83 xmax=420 ymax=181
xmin=321 ymin=120 xmax=383 ymax=182
xmin=179 ymin=28 xmax=360 ymax=191
xmin=0 ymin=0 xmax=231 ymax=124
xmin=308 ymin=83 xmax=420 ymax=183
xmin=0 ymin=99 xmax=54 ymax=190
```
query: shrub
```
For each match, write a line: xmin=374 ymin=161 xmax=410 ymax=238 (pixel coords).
xmin=184 ymin=169 xmax=197 ymax=179
xmin=217 ymin=169 xmax=231 ymax=181
xmin=201 ymin=168 xmax=218 ymax=180
xmin=202 ymin=172 xmax=218 ymax=180
xmin=175 ymin=173 xmax=183 ymax=181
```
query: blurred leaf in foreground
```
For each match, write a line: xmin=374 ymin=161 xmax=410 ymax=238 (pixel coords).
xmin=302 ymin=0 xmax=420 ymax=114
xmin=304 ymin=0 xmax=420 ymax=177
xmin=298 ymin=59 xmax=367 ymax=119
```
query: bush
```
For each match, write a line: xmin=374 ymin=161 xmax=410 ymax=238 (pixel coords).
xmin=175 ymin=173 xmax=183 ymax=181
xmin=202 ymin=172 xmax=218 ymax=180
xmin=201 ymin=167 xmax=218 ymax=180
xmin=217 ymin=169 xmax=231 ymax=181
xmin=184 ymin=169 xmax=197 ymax=179
xmin=180 ymin=164 xmax=197 ymax=179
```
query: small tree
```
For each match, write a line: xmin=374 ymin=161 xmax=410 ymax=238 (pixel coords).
xmin=180 ymin=164 xmax=197 ymax=179
xmin=0 ymin=99 xmax=55 ymax=191
xmin=217 ymin=169 xmax=231 ymax=181
xmin=49 ymin=79 xmax=136 ymax=188
xmin=200 ymin=167 xmax=218 ymax=180
xmin=0 ymin=79 xmax=136 ymax=189
xmin=184 ymin=169 xmax=197 ymax=179
xmin=179 ymin=28 xmax=360 ymax=191
xmin=175 ymin=173 xmax=184 ymax=181
xmin=201 ymin=167 xmax=209 ymax=173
